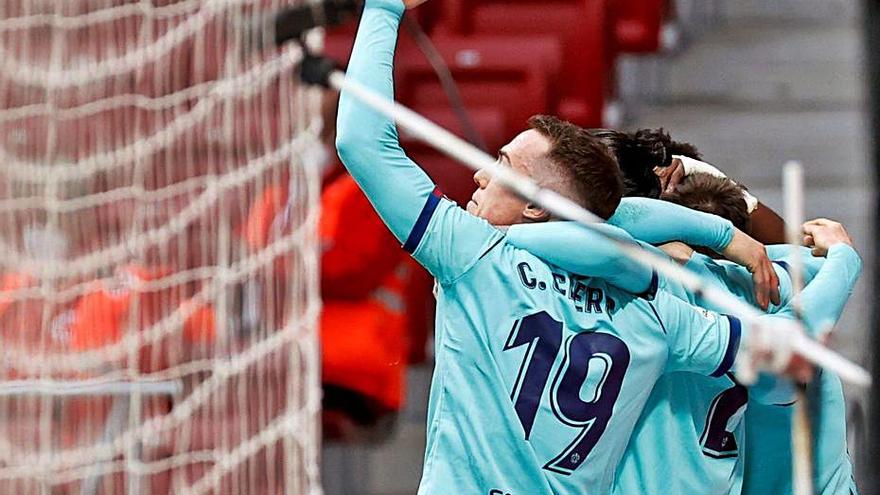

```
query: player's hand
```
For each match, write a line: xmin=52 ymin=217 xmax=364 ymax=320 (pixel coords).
xmin=658 ymin=241 xmax=695 ymax=264
xmin=722 ymin=229 xmax=781 ymax=310
xmin=737 ymin=315 xmax=813 ymax=384
xmin=784 ymin=353 xmax=814 ymax=384
xmin=403 ymin=0 xmax=429 ymax=8
xmin=654 ymin=157 xmax=686 ymax=194
xmin=802 ymin=218 xmax=853 ymax=257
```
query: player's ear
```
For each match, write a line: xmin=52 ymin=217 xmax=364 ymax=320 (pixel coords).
xmin=522 ymin=202 xmax=551 ymax=222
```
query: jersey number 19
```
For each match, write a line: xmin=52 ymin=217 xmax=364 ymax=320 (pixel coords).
xmin=504 ymin=311 xmax=631 ymax=475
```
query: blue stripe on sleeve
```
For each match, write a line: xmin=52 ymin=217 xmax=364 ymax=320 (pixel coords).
xmin=711 ymin=315 xmax=742 ymax=377
xmin=403 ymin=187 xmax=443 ymax=253
xmin=773 ymin=260 xmax=792 ymax=277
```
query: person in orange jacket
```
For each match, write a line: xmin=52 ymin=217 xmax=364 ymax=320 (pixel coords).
xmin=244 ymin=170 xmax=412 ymax=432
xmin=318 ymin=173 xmax=411 ymax=416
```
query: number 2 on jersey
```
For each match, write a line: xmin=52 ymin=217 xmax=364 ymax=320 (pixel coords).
xmin=504 ymin=311 xmax=630 ymax=475
xmin=700 ymin=383 xmax=748 ymax=458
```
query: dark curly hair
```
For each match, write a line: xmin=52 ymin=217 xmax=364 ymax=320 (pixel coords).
xmin=588 ymin=128 xmax=702 ymax=199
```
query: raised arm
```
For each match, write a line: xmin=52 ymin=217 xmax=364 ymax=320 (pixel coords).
xmin=504 ymin=222 xmax=656 ymax=295
xmin=507 ymin=199 xmax=737 ymax=268
xmin=335 ymin=0 xmax=501 ymax=282
xmin=748 ymin=221 xmax=861 ymax=405
xmin=335 ymin=0 xmax=436 ymax=243
xmin=796 ymin=220 xmax=862 ymax=336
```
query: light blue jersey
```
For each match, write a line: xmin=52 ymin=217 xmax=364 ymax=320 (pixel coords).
xmin=336 ymin=3 xmax=747 ymax=493
xmin=744 ymin=372 xmax=858 ymax=495
xmin=420 ymin=221 xmax=742 ymax=494
xmin=504 ymin=222 xmax=862 ymax=494
xmin=743 ymin=244 xmax=862 ymax=495
xmin=504 ymin=220 xmax=773 ymax=494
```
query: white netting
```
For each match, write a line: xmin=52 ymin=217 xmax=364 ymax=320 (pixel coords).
xmin=0 ymin=0 xmax=323 ymax=493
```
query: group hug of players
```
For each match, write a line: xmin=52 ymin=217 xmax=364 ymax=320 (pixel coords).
xmin=331 ymin=0 xmax=862 ymax=493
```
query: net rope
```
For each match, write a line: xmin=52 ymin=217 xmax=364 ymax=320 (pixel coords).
xmin=0 ymin=0 xmax=323 ymax=493
xmin=0 ymin=0 xmax=244 ymax=87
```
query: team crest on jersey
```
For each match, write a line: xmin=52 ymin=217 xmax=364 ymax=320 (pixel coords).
xmin=699 ymin=307 xmax=717 ymax=322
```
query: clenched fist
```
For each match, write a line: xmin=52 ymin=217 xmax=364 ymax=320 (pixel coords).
xmin=802 ymin=218 xmax=853 ymax=257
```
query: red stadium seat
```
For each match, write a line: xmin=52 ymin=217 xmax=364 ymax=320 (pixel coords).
xmin=612 ymin=0 xmax=666 ymax=53
xmin=326 ymin=23 xmax=561 ymax=139
xmin=400 ymin=106 xmax=506 ymax=205
xmin=0 ymin=105 xmax=183 ymax=164
xmin=325 ymin=30 xmax=561 ymax=139
xmin=0 ymin=15 xmax=190 ymax=110
xmin=395 ymin=34 xmax=562 ymax=139
xmin=401 ymin=105 xmax=507 ymax=153
xmin=0 ymin=392 xmax=174 ymax=494
xmin=434 ymin=0 xmax=613 ymax=127
xmin=0 ymin=114 xmax=109 ymax=161
xmin=323 ymin=29 xmax=358 ymax=65
xmin=184 ymin=88 xmax=290 ymax=157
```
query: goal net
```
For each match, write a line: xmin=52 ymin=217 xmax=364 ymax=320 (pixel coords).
xmin=0 ymin=0 xmax=323 ymax=493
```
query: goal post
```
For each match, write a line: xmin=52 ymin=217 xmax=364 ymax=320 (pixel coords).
xmin=0 ymin=1 xmax=323 ymax=494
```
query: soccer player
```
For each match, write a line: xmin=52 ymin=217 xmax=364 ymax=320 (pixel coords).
xmin=335 ymin=1 xmax=800 ymax=492
xmin=624 ymin=150 xmax=862 ymax=495
xmin=744 ymin=222 xmax=862 ymax=495
xmin=590 ymin=127 xmax=788 ymax=244
xmin=503 ymin=187 xmax=861 ymax=494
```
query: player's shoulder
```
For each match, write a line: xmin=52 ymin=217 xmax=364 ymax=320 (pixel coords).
xmin=461 ymin=239 xmax=666 ymax=330
xmin=646 ymin=285 xmax=721 ymax=325
xmin=495 ymin=242 xmax=635 ymax=309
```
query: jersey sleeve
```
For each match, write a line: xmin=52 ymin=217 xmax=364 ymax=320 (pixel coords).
xmin=798 ymin=244 xmax=862 ymax=336
xmin=609 ymin=197 xmax=735 ymax=252
xmin=409 ymin=199 xmax=506 ymax=283
xmin=504 ymin=221 xmax=656 ymax=296
xmin=766 ymin=244 xmax=824 ymax=280
xmin=651 ymin=290 xmax=742 ymax=376
xmin=766 ymin=244 xmax=862 ymax=335
xmin=335 ymin=0 xmax=501 ymax=283
xmin=745 ymin=245 xmax=861 ymax=405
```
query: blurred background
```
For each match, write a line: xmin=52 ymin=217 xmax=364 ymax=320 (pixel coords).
xmin=0 ymin=0 xmax=871 ymax=493
xmin=319 ymin=0 xmax=874 ymax=493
